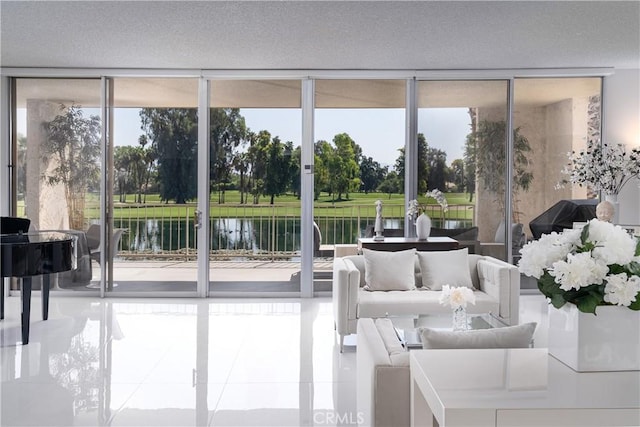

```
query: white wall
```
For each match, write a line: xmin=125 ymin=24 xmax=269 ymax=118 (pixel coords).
xmin=604 ymin=69 xmax=640 ymax=224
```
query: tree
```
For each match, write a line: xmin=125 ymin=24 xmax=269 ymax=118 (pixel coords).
xmin=247 ymin=130 xmax=270 ymax=204
xmin=140 ymin=108 xmax=198 ymax=204
xmin=471 ymin=119 xmax=533 ymax=221
xmin=138 ymin=134 xmax=157 ymax=203
xmin=330 ymin=133 xmax=360 ymax=201
xmin=290 ymin=146 xmax=302 ymax=198
xmin=394 ymin=148 xmax=405 ymax=191
xmin=42 ymin=104 xmax=101 ymax=229
xmin=463 ymin=137 xmax=476 ymax=203
xmin=233 ymin=151 xmax=250 ymax=204
xmin=114 ymin=146 xmax=134 ymax=202
xmin=210 ymin=108 xmax=247 ymax=204
xmin=360 ymin=156 xmax=387 ymax=194
xmin=378 ymin=171 xmax=402 ymax=199
xmin=282 ymin=140 xmax=297 ymax=196
xmin=426 ymin=146 xmax=447 ymax=191
xmin=314 ymin=140 xmax=333 ymax=198
xmin=417 ymin=134 xmax=429 ymax=193
xmin=450 ymin=158 xmax=466 ymax=193
xmin=263 ymin=136 xmax=292 ymax=204
xmin=394 ymin=133 xmax=429 ymax=194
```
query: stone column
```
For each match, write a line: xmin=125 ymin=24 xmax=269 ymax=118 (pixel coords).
xmin=25 ymin=99 xmax=69 ymax=230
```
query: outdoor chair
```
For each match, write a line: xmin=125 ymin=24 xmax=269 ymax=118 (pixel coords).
xmin=314 ymin=222 xmax=334 ymax=258
xmin=85 ymin=225 xmax=127 ymax=289
xmin=85 ymin=224 xmax=127 ymax=266
xmin=480 ymin=222 xmax=526 ymax=263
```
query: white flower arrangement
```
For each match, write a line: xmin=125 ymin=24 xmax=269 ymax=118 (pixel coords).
xmin=406 ymin=189 xmax=448 ymax=219
xmin=439 ymin=285 xmax=476 ymax=309
xmin=518 ymin=218 xmax=640 ymax=314
xmin=558 ymin=140 xmax=640 ymax=195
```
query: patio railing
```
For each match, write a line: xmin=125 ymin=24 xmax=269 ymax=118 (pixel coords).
xmin=45 ymin=201 xmax=475 ymax=260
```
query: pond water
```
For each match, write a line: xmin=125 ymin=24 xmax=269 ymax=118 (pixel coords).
xmin=115 ymin=217 xmax=467 ymax=253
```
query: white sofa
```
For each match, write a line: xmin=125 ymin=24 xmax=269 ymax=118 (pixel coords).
xmin=357 ymin=317 xmax=536 ymax=427
xmin=333 ymin=253 xmax=520 ymax=351
xmin=357 ymin=317 xmax=411 ymax=427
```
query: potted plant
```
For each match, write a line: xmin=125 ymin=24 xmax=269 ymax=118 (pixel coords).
xmin=518 ymin=218 xmax=640 ymax=371
xmin=407 ymin=189 xmax=448 ymax=239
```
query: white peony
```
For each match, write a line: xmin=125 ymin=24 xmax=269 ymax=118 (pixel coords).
xmin=588 ymin=219 xmax=637 ymax=265
xmin=604 ymin=274 xmax=640 ymax=307
xmin=549 ymin=251 xmax=609 ymax=291
xmin=518 ymin=231 xmax=577 ymax=279
xmin=439 ymin=285 xmax=476 ymax=309
xmin=519 ymin=218 xmax=640 ymax=314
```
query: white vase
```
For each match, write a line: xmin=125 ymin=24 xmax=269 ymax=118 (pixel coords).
xmin=415 ymin=213 xmax=431 ymax=240
xmin=548 ymin=304 xmax=640 ymax=372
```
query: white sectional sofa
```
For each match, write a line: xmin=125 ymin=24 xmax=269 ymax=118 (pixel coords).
xmin=357 ymin=317 xmax=536 ymax=427
xmin=333 ymin=251 xmax=520 ymax=351
xmin=357 ymin=317 xmax=411 ymax=427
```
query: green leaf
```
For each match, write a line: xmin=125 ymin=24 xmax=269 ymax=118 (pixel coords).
xmin=574 ymin=288 xmax=604 ymax=315
xmin=630 ymin=293 xmax=640 ymax=311
xmin=607 ymin=264 xmax=625 ymax=275
xmin=626 ymin=262 xmax=640 ymax=276
xmin=635 ymin=238 xmax=640 ymax=257
xmin=550 ymin=294 xmax=566 ymax=309
xmin=580 ymin=224 xmax=590 ymax=245
xmin=576 ymin=295 xmax=600 ymax=314
xmin=537 ymin=273 xmax=562 ymax=298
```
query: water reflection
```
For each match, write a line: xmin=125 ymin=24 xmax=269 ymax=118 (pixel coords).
xmin=116 ymin=217 xmax=469 ymax=255
xmin=116 ymin=218 xmax=367 ymax=254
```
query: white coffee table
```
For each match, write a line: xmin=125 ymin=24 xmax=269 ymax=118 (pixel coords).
xmin=409 ymin=348 xmax=640 ymax=426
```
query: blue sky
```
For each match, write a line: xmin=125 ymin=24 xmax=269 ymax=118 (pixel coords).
xmin=19 ymin=107 xmax=471 ymax=168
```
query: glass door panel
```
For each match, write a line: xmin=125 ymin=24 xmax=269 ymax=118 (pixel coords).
xmin=513 ymin=77 xmax=602 ymax=273
xmin=208 ymin=80 xmax=302 ymax=293
xmin=14 ymin=78 xmax=103 ymax=292
xmin=109 ymin=78 xmax=199 ymax=294
xmin=417 ymin=81 xmax=510 ymax=260
xmin=314 ymin=79 xmax=406 ymax=291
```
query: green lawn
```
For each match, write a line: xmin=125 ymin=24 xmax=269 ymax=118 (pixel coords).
xmin=20 ymin=190 xmax=474 ymax=221
xmin=106 ymin=191 xmax=474 ymax=220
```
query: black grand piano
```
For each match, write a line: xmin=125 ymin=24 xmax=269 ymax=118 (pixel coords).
xmin=1 ymin=231 xmax=74 ymax=344
xmin=529 ymin=199 xmax=598 ymax=239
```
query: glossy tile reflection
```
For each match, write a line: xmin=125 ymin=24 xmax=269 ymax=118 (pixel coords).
xmin=0 ymin=297 xmax=357 ymax=427
xmin=1 ymin=294 xmax=545 ymax=426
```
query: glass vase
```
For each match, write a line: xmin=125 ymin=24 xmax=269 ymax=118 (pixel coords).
xmin=452 ymin=306 xmax=468 ymax=331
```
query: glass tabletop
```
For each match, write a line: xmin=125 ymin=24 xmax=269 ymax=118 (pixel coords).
xmin=394 ymin=312 xmax=508 ymax=349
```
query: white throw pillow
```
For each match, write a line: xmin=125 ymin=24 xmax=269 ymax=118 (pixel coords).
xmin=416 ymin=248 xmax=473 ymax=290
xmin=363 ymin=248 xmax=416 ymax=291
xmin=420 ymin=322 xmax=537 ymax=349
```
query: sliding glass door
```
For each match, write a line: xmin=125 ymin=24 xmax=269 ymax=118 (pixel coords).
xmin=208 ymin=79 xmax=303 ymax=293
xmin=5 ymin=72 xmax=606 ymax=295
xmin=313 ymin=79 xmax=406 ymax=291
xmin=13 ymin=78 xmax=103 ymax=290
xmin=418 ymin=80 xmax=510 ymax=260
xmin=513 ymin=77 xmax=602 ymax=268
xmin=108 ymin=78 xmax=200 ymax=294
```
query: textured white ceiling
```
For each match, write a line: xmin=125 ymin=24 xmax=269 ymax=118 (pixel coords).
xmin=1 ymin=1 xmax=639 ymax=71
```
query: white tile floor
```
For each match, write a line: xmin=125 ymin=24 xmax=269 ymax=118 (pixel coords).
xmin=0 ymin=293 xmax=548 ymax=427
